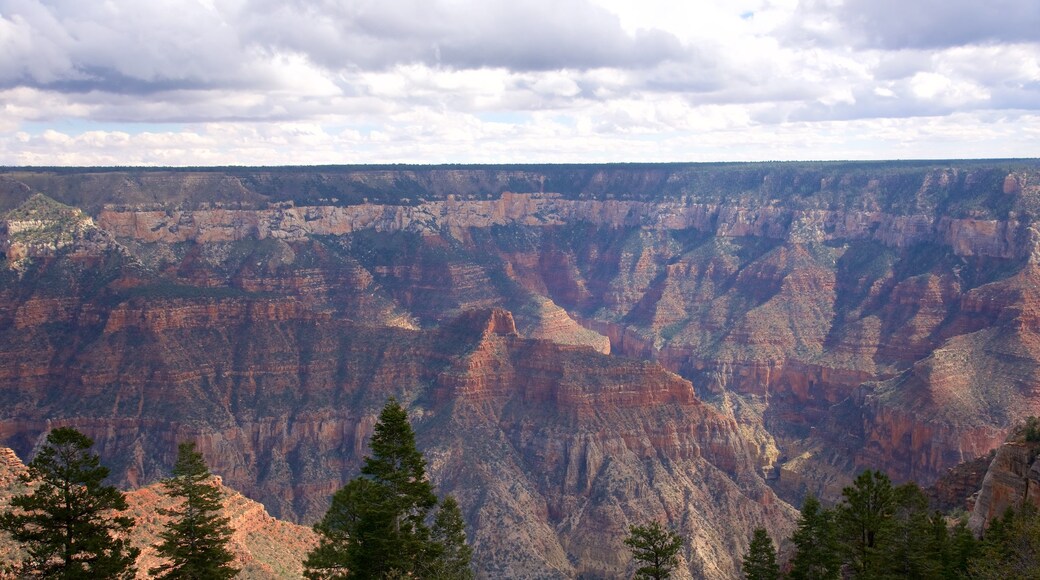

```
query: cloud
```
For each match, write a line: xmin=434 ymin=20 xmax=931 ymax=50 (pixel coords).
xmin=0 ymin=0 xmax=1037 ymax=164
xmin=239 ymin=0 xmax=686 ymax=72
xmin=4 ymin=110 xmax=1038 ymax=166
xmin=0 ymin=0 xmax=271 ymax=94
xmin=789 ymin=0 xmax=1040 ymax=50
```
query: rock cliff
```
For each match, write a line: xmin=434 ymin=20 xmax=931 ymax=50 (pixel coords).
xmin=94 ymin=192 xmax=1036 ymax=259
xmin=969 ymin=428 xmax=1040 ymax=534
xmin=0 ymin=238 xmax=794 ymax=579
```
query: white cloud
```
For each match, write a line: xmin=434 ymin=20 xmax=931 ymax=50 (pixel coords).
xmin=0 ymin=0 xmax=1037 ymax=164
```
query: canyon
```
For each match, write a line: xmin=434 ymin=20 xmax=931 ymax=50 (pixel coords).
xmin=1 ymin=160 xmax=1039 ymax=576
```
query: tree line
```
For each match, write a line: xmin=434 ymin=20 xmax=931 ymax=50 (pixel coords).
xmin=621 ymin=468 xmax=1040 ymax=579
xmin=0 ymin=398 xmax=474 ymax=579
xmin=5 ymin=406 xmax=1039 ymax=579
xmin=736 ymin=469 xmax=1040 ymax=580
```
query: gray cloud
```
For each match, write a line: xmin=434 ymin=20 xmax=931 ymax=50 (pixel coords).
xmin=0 ymin=0 xmax=1038 ymax=165
xmin=0 ymin=0 xmax=686 ymax=100
xmin=0 ymin=0 xmax=269 ymax=94
xmin=790 ymin=0 xmax=1040 ymax=50
xmin=240 ymin=0 xmax=686 ymax=72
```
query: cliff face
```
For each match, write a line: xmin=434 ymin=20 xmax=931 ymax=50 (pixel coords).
xmin=969 ymin=432 xmax=1040 ymax=534
xmin=2 ymin=161 xmax=1040 ymax=573
xmin=0 ymin=238 xmax=794 ymax=579
xmin=95 ymin=193 xmax=1036 ymax=259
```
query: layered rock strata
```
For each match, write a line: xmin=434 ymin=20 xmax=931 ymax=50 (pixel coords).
xmin=0 ymin=268 xmax=795 ymax=578
xmin=2 ymin=161 xmax=1040 ymax=572
xmin=96 ymin=194 xmax=1036 ymax=259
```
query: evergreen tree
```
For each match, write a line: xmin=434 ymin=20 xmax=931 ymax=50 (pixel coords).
xmin=881 ymin=482 xmax=941 ymax=579
xmin=741 ymin=528 xmax=779 ymax=580
xmin=971 ymin=505 xmax=1040 ymax=579
xmin=946 ymin=516 xmax=977 ymax=578
xmin=787 ymin=494 xmax=840 ymax=580
xmin=624 ymin=520 xmax=683 ymax=580
xmin=922 ymin=510 xmax=952 ymax=578
xmin=305 ymin=478 xmax=374 ymax=579
xmin=0 ymin=427 xmax=138 ymax=578
xmin=150 ymin=441 xmax=239 ymax=579
xmin=835 ymin=469 xmax=895 ymax=577
xmin=305 ymin=397 xmax=467 ymax=579
xmin=424 ymin=496 xmax=474 ymax=580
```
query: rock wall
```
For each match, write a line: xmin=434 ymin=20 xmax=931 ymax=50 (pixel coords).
xmin=970 ymin=437 xmax=1040 ymax=533
xmin=0 ymin=295 xmax=794 ymax=578
xmin=96 ymin=194 xmax=1035 ymax=259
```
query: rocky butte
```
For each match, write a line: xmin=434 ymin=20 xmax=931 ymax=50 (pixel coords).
xmin=1 ymin=160 xmax=1039 ymax=577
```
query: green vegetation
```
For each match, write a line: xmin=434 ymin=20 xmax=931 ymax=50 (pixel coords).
xmin=742 ymin=528 xmax=779 ymax=580
xmin=304 ymin=397 xmax=473 ymax=579
xmin=1024 ymin=416 xmax=1040 ymax=443
xmin=624 ymin=520 xmax=683 ymax=579
xmin=150 ymin=441 xmax=239 ymax=579
xmin=426 ymin=496 xmax=475 ymax=580
xmin=3 ymin=192 xmax=82 ymax=222
xmin=777 ymin=468 xmax=1032 ymax=579
xmin=787 ymin=494 xmax=840 ymax=579
xmin=0 ymin=427 xmax=139 ymax=578
xmin=971 ymin=505 xmax=1040 ymax=578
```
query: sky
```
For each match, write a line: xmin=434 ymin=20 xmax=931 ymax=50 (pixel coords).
xmin=0 ymin=0 xmax=1038 ymax=166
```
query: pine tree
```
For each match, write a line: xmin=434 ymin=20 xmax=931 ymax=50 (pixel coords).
xmin=835 ymin=469 xmax=895 ymax=577
xmin=971 ymin=505 xmax=1040 ymax=579
xmin=741 ymin=528 xmax=779 ymax=580
xmin=624 ymin=520 xmax=683 ymax=580
xmin=150 ymin=441 xmax=239 ymax=579
xmin=946 ymin=516 xmax=978 ymax=577
xmin=424 ymin=496 xmax=474 ymax=580
xmin=0 ymin=427 xmax=139 ymax=578
xmin=305 ymin=397 xmax=457 ymax=579
xmin=881 ymin=482 xmax=940 ymax=578
xmin=787 ymin=494 xmax=840 ymax=580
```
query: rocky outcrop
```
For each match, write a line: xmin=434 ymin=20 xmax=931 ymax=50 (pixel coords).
xmin=926 ymin=451 xmax=992 ymax=513
xmin=0 ymin=447 xmax=317 ymax=579
xmin=1 ymin=193 xmax=119 ymax=266
xmin=969 ymin=434 xmax=1040 ymax=533
xmin=127 ymin=475 xmax=318 ymax=579
xmin=514 ymin=296 xmax=610 ymax=353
